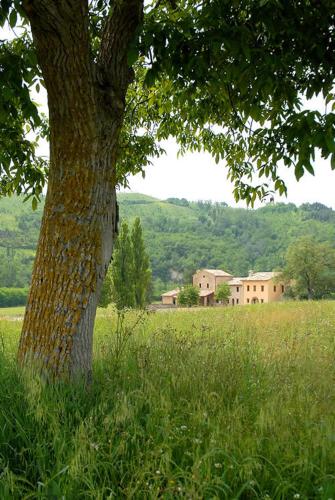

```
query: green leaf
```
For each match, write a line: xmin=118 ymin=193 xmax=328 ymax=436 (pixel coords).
xmin=294 ymin=162 xmax=304 ymax=181
xmin=127 ymin=47 xmax=139 ymax=67
xmin=325 ymin=134 xmax=335 ymax=153
xmin=304 ymin=161 xmax=314 ymax=175
xmin=9 ymin=9 xmax=17 ymax=29
xmin=331 ymin=153 xmax=335 ymax=170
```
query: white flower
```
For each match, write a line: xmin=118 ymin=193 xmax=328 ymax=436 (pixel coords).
xmin=293 ymin=495 xmax=300 ymax=499
xmin=214 ymin=463 xmax=222 ymax=469
xmin=156 ymin=470 xmax=161 ymax=475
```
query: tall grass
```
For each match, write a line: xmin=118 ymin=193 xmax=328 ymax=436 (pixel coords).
xmin=0 ymin=302 xmax=335 ymax=498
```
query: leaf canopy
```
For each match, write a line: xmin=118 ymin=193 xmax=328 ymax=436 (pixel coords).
xmin=1 ymin=0 xmax=335 ymax=205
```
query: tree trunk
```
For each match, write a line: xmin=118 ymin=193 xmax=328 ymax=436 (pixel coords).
xmin=17 ymin=0 xmax=143 ymax=380
xmin=18 ymin=149 xmax=118 ymax=380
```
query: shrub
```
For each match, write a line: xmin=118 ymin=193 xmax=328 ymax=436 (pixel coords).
xmin=178 ymin=285 xmax=199 ymax=307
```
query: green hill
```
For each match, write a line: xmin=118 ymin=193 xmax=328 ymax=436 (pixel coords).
xmin=1 ymin=193 xmax=335 ymax=298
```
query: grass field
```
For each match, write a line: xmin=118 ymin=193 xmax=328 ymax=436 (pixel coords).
xmin=1 ymin=302 xmax=335 ymax=499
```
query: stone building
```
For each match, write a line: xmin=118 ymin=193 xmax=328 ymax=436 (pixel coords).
xmin=161 ymin=268 xmax=285 ymax=307
xmin=192 ymin=269 xmax=233 ymax=305
xmin=227 ymin=277 xmax=244 ymax=306
xmin=241 ymin=271 xmax=285 ymax=304
xmin=161 ymin=288 xmax=179 ymax=306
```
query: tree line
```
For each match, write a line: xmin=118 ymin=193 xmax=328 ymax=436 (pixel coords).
xmin=1 ymin=195 xmax=335 ymax=304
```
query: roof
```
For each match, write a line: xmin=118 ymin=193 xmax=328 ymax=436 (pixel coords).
xmin=241 ymin=272 xmax=280 ymax=282
xmin=199 ymin=290 xmax=215 ymax=297
xmin=228 ymin=277 xmax=244 ymax=286
xmin=202 ymin=269 xmax=233 ymax=277
xmin=161 ymin=289 xmax=180 ymax=297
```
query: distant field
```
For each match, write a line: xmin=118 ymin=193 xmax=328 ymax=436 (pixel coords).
xmin=1 ymin=302 xmax=335 ymax=498
xmin=0 ymin=305 xmax=122 ymax=320
xmin=0 ymin=305 xmax=25 ymax=318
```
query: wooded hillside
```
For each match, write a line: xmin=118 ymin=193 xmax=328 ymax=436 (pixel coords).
xmin=1 ymin=194 xmax=335 ymax=298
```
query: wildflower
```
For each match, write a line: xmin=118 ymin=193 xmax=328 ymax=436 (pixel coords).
xmin=156 ymin=470 xmax=161 ymax=475
xmin=90 ymin=442 xmax=99 ymax=451
xmin=293 ymin=495 xmax=300 ymax=499
xmin=180 ymin=425 xmax=187 ymax=431
xmin=214 ymin=463 xmax=222 ymax=469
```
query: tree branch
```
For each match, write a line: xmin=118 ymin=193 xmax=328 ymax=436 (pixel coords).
xmin=97 ymin=0 xmax=144 ymax=117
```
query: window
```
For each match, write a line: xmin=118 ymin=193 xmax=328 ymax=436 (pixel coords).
xmin=199 ymin=283 xmax=201 ymax=288
xmin=247 ymin=298 xmax=250 ymax=303
xmin=253 ymin=285 xmax=256 ymax=292
xmin=207 ymin=283 xmax=209 ymax=288
xmin=261 ymin=299 xmax=264 ymax=303
xmin=261 ymin=285 xmax=264 ymax=292
xmin=203 ymin=275 xmax=205 ymax=278
xmin=236 ymin=287 xmax=239 ymax=293
xmin=281 ymin=285 xmax=284 ymax=293
xmin=236 ymin=299 xmax=239 ymax=305
xmin=274 ymin=285 xmax=277 ymax=292
xmin=247 ymin=285 xmax=250 ymax=291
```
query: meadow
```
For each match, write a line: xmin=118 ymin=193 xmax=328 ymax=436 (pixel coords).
xmin=0 ymin=302 xmax=335 ymax=499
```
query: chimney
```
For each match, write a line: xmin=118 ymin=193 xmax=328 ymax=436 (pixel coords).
xmin=248 ymin=270 xmax=254 ymax=277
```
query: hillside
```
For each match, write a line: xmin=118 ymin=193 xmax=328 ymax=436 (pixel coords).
xmin=1 ymin=193 xmax=335 ymax=297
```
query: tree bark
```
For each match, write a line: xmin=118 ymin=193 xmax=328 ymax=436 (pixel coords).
xmin=17 ymin=0 xmax=143 ymax=380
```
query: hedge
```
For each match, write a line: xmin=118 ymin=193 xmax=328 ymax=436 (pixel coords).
xmin=0 ymin=288 xmax=29 ymax=307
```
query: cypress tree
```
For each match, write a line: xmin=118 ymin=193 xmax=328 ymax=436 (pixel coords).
xmin=131 ymin=217 xmax=152 ymax=308
xmin=111 ymin=221 xmax=135 ymax=310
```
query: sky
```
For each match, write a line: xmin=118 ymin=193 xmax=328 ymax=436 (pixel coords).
xmin=121 ymin=140 xmax=335 ymax=209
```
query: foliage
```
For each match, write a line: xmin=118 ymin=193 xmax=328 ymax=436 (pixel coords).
xmin=0 ymin=34 xmax=48 ymax=207
xmin=178 ymin=285 xmax=199 ymax=307
xmin=99 ymin=218 xmax=152 ymax=308
xmin=0 ymin=287 xmax=28 ymax=307
xmin=131 ymin=217 xmax=152 ymax=308
xmin=215 ymin=282 xmax=231 ymax=303
xmin=140 ymin=0 xmax=335 ymax=204
xmin=1 ymin=1 xmax=335 ymax=204
xmin=110 ymin=221 xmax=135 ymax=310
xmin=98 ymin=267 xmax=113 ymax=308
xmin=281 ymin=237 xmax=335 ymax=299
xmin=1 ymin=302 xmax=335 ymax=497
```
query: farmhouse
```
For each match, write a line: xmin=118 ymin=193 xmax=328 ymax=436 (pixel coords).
xmin=193 ymin=269 xmax=232 ymax=306
xmin=241 ymin=271 xmax=285 ymax=304
xmin=161 ymin=269 xmax=285 ymax=306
